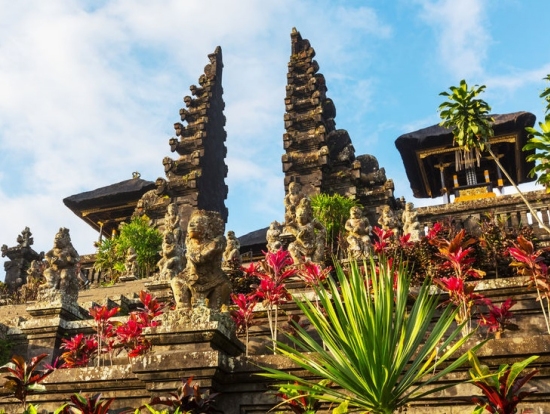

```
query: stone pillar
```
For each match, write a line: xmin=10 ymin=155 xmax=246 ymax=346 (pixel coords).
xmin=133 ymin=305 xmax=244 ymax=394
xmin=20 ymin=302 xmax=83 ymax=365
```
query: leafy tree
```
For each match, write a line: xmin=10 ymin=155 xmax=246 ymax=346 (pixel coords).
xmin=439 ymin=80 xmax=550 ymax=234
xmin=524 ymin=74 xmax=550 ymax=192
xmin=94 ymin=216 xmax=162 ymax=280
xmin=260 ymin=257 xmax=482 ymax=413
xmin=310 ymin=193 xmax=358 ymax=258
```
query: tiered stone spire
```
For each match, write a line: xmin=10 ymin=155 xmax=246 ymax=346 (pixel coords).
xmin=136 ymin=47 xmax=228 ymax=232
xmin=282 ymin=28 xmax=395 ymax=224
xmin=282 ymin=28 xmax=359 ymax=196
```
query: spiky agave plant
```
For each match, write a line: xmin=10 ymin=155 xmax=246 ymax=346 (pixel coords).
xmin=260 ymin=257 xmax=484 ymax=414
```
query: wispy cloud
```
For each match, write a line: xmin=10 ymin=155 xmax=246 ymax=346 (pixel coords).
xmin=417 ymin=0 xmax=490 ymax=79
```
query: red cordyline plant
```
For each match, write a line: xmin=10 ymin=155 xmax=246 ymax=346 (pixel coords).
xmin=89 ymin=304 xmax=121 ymax=366
xmin=479 ymin=298 xmax=517 ymax=339
xmin=61 ymin=291 xmax=165 ymax=367
xmin=243 ymin=249 xmax=297 ymax=353
xmin=0 ymin=353 xmax=54 ymax=410
xmin=230 ymin=292 xmax=257 ymax=357
xmin=508 ymin=235 xmax=550 ymax=333
xmin=431 ymin=229 xmax=486 ymax=335
xmin=467 ymin=352 xmax=539 ymax=414
xmin=372 ymin=226 xmax=394 ymax=255
xmin=61 ymin=392 xmax=115 ymax=414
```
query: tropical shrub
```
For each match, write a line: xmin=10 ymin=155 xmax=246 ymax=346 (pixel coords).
xmin=524 ymin=75 xmax=550 ymax=192
xmin=260 ymin=256 xmax=482 ymax=413
xmin=0 ymin=353 xmax=54 ymax=410
xmin=242 ymin=249 xmax=297 ymax=352
xmin=60 ymin=291 xmax=165 ymax=367
xmin=94 ymin=216 xmax=162 ymax=280
xmin=468 ymin=352 xmax=539 ymax=414
xmin=508 ymin=235 xmax=550 ymax=333
xmin=147 ymin=377 xmax=221 ymax=413
xmin=311 ymin=193 xmax=358 ymax=259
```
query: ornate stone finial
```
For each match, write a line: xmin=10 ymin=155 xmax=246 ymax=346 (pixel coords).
xmin=378 ymin=205 xmax=400 ymax=236
xmin=345 ymin=206 xmax=372 ymax=259
xmin=283 ymin=181 xmax=304 ymax=231
xmin=402 ymin=202 xmax=421 ymax=241
xmin=222 ymin=230 xmax=241 ymax=271
xmin=171 ymin=210 xmax=231 ymax=312
xmin=157 ymin=230 xmax=184 ymax=282
xmin=164 ymin=203 xmax=184 ymax=248
xmin=266 ymin=221 xmax=282 ymax=253
xmin=287 ymin=198 xmax=326 ymax=264
xmin=36 ymin=227 xmax=80 ymax=305
xmin=132 ymin=171 xmax=141 ymax=179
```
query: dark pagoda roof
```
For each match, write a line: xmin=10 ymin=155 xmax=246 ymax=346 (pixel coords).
xmin=238 ymin=226 xmax=268 ymax=260
xmin=394 ymin=111 xmax=536 ymax=199
xmin=63 ymin=177 xmax=156 ymax=237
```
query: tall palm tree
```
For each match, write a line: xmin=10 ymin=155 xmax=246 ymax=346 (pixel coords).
xmin=439 ymin=79 xmax=550 ymax=234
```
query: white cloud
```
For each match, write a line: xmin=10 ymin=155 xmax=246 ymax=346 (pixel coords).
xmin=417 ymin=0 xmax=490 ymax=79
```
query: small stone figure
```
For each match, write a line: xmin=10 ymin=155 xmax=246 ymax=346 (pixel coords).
xmin=124 ymin=247 xmax=138 ymax=276
xmin=164 ymin=203 xmax=184 ymax=248
xmin=171 ymin=210 xmax=231 ymax=311
xmin=402 ymin=202 xmax=422 ymax=241
xmin=287 ymin=198 xmax=326 ymax=264
xmin=266 ymin=221 xmax=282 ymax=253
xmin=157 ymin=231 xmax=184 ymax=281
xmin=222 ymin=230 xmax=242 ymax=270
xmin=345 ymin=206 xmax=372 ymax=259
xmin=378 ymin=205 xmax=400 ymax=236
xmin=37 ymin=228 xmax=80 ymax=304
xmin=284 ymin=182 xmax=304 ymax=230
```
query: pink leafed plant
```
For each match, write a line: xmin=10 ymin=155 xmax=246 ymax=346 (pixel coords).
xmin=480 ymin=298 xmax=517 ymax=338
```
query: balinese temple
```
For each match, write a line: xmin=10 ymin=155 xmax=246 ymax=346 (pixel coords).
xmin=63 ymin=174 xmax=156 ymax=238
xmin=395 ymin=112 xmax=537 ymax=203
xmin=282 ymin=28 xmax=395 ymax=224
xmin=63 ymin=47 xmax=229 ymax=239
xmin=239 ymin=29 xmax=397 ymax=256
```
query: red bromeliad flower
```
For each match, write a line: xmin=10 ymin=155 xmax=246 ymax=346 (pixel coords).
xmin=480 ymin=298 xmax=517 ymax=334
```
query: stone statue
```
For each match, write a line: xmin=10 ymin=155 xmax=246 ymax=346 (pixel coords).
xmin=37 ymin=228 xmax=80 ymax=304
xmin=345 ymin=206 xmax=372 ymax=259
xmin=378 ymin=205 xmax=400 ymax=235
xmin=124 ymin=247 xmax=138 ymax=276
xmin=157 ymin=231 xmax=184 ymax=281
xmin=222 ymin=230 xmax=241 ymax=270
xmin=402 ymin=202 xmax=421 ymax=241
xmin=266 ymin=220 xmax=282 ymax=253
xmin=171 ymin=210 xmax=231 ymax=311
xmin=284 ymin=182 xmax=304 ymax=229
xmin=164 ymin=203 xmax=184 ymax=248
xmin=287 ymin=198 xmax=326 ymax=264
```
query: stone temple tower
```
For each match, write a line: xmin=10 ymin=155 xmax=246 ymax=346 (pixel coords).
xmin=282 ymin=28 xmax=396 ymax=224
xmin=135 ymin=47 xmax=229 ymax=232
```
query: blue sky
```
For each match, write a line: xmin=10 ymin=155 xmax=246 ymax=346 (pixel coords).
xmin=0 ymin=0 xmax=549 ymax=262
